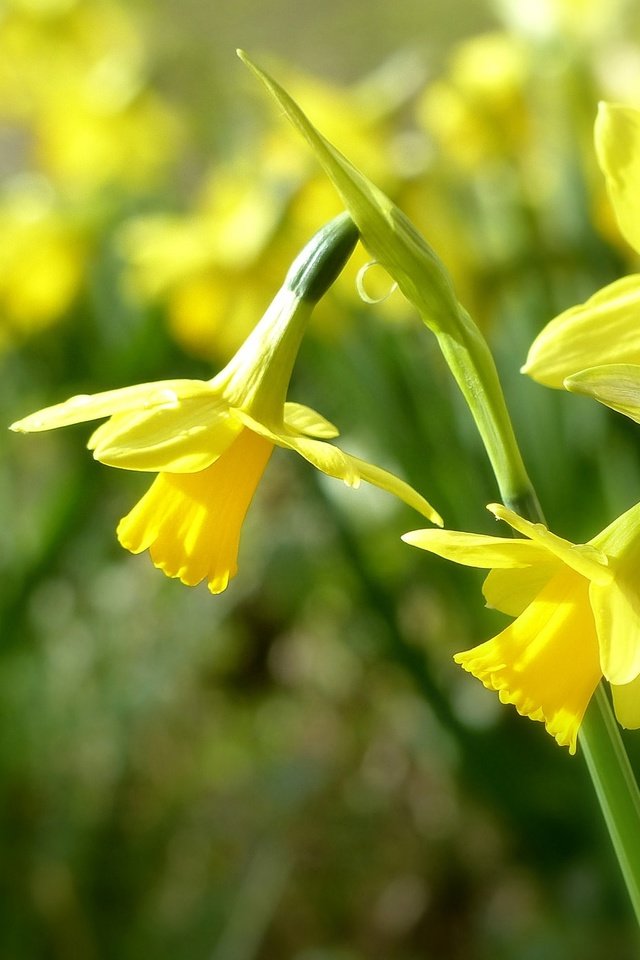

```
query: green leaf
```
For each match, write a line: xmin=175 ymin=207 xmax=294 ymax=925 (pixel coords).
xmin=237 ymin=49 xmax=462 ymax=336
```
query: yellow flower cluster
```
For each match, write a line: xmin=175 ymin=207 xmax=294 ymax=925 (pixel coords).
xmin=0 ymin=0 xmax=181 ymax=345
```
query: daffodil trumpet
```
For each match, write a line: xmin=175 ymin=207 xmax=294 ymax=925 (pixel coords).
xmin=11 ymin=213 xmax=441 ymax=594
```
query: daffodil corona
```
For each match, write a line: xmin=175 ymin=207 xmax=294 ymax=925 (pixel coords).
xmin=11 ymin=214 xmax=441 ymax=593
xmin=403 ymin=501 xmax=640 ymax=753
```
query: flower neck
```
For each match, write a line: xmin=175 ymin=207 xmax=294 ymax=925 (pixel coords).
xmin=214 ymin=288 xmax=313 ymax=425
xmin=213 ymin=213 xmax=359 ymax=426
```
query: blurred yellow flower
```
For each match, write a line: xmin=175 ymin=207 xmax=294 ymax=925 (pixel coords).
xmin=118 ymin=58 xmax=417 ymax=360
xmin=11 ymin=215 xmax=441 ymax=593
xmin=0 ymin=0 xmax=182 ymax=192
xmin=0 ymin=0 xmax=183 ymax=345
xmin=0 ymin=177 xmax=87 ymax=345
xmin=410 ymin=31 xmax=537 ymax=325
xmin=524 ymin=102 xmax=640 ymax=415
xmin=404 ymin=500 xmax=640 ymax=753
xmin=0 ymin=0 xmax=142 ymax=120
xmin=494 ymin=0 xmax=631 ymax=42
xmin=37 ymin=82 xmax=183 ymax=193
xmin=418 ymin=32 xmax=530 ymax=172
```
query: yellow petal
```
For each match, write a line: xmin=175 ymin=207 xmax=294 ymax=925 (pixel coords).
xmin=117 ymin=428 xmax=273 ymax=594
xmin=589 ymin=577 xmax=640 ymax=685
xmin=565 ymin=363 xmax=640 ymax=424
xmin=455 ymin=571 xmax=601 ymax=753
xmin=611 ymin=674 xmax=640 ymax=729
xmin=287 ymin=433 xmax=443 ymax=524
xmin=588 ymin=498 xmax=640 ymax=682
xmin=238 ymin=410 xmax=442 ymax=524
xmin=488 ymin=504 xmax=612 ymax=585
xmin=595 ymin=102 xmax=640 ymax=254
xmin=283 ymin=401 xmax=339 ymax=438
xmin=89 ymin=400 xmax=242 ymax=472
xmin=401 ymin=528 xmax=549 ymax=567
xmin=590 ymin=497 xmax=640 ymax=557
xmin=10 ymin=379 xmax=217 ymax=432
xmin=353 ymin=456 xmax=443 ymax=525
xmin=482 ymin=562 xmax=561 ymax=616
xmin=522 ymin=275 xmax=640 ymax=388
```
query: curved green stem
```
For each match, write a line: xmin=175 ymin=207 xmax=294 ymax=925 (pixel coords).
xmin=240 ymin=48 xmax=640 ymax=927
xmin=490 ymin=404 xmax=640 ymax=928
xmin=435 ymin=317 xmax=541 ymax=514
xmin=579 ymin=685 xmax=640 ymax=926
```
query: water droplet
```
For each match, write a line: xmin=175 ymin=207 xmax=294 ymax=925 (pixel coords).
xmin=356 ymin=261 xmax=398 ymax=304
xmin=157 ymin=389 xmax=179 ymax=409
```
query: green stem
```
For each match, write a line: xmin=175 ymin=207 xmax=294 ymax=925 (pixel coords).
xmin=467 ymin=354 xmax=640 ymax=927
xmin=579 ymin=685 xmax=640 ymax=926
xmin=436 ymin=316 xmax=540 ymax=513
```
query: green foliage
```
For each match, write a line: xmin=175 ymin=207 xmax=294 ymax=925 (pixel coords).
xmin=3 ymin=0 xmax=640 ymax=957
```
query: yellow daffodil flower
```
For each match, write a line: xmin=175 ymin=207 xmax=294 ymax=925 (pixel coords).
xmin=523 ymin=102 xmax=640 ymax=419
xmin=403 ymin=500 xmax=640 ymax=753
xmin=11 ymin=214 xmax=441 ymax=593
xmin=418 ymin=32 xmax=530 ymax=173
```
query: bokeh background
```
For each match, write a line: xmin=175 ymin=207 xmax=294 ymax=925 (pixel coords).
xmin=3 ymin=0 xmax=640 ymax=957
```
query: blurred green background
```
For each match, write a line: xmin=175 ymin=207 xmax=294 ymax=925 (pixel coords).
xmin=3 ymin=0 xmax=640 ymax=957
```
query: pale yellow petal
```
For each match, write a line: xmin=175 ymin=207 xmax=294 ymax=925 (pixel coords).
xmin=611 ymin=674 xmax=640 ymax=729
xmin=90 ymin=400 xmax=242 ymax=473
xmin=401 ymin=528 xmax=549 ymax=567
xmin=589 ymin=577 xmax=640 ymax=685
xmin=284 ymin=433 xmax=361 ymax=486
xmin=455 ymin=571 xmax=601 ymax=753
xmin=522 ymin=275 xmax=640 ymax=388
xmin=482 ymin=562 xmax=561 ymax=616
xmin=488 ymin=504 xmax=612 ymax=585
xmin=565 ymin=363 xmax=640 ymax=424
xmin=285 ymin=432 xmax=442 ymax=523
xmin=283 ymin=402 xmax=339 ymax=438
xmin=117 ymin=428 xmax=273 ymax=594
xmin=352 ymin=456 xmax=442 ymax=524
xmin=237 ymin=410 xmax=442 ymax=523
xmin=10 ymin=379 xmax=217 ymax=433
xmin=588 ymin=498 xmax=640 ymax=683
xmin=590 ymin=498 xmax=640 ymax=557
xmin=595 ymin=102 xmax=640 ymax=254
